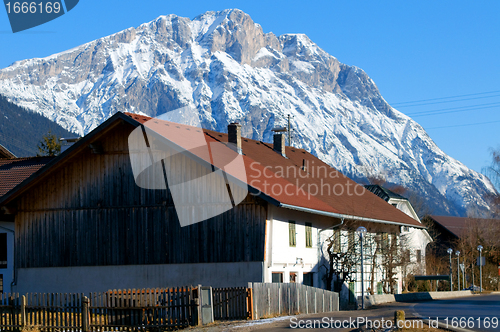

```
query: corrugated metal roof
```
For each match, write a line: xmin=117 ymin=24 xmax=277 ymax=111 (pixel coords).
xmin=0 ymin=157 xmax=54 ymax=197
xmin=126 ymin=112 xmax=423 ymax=228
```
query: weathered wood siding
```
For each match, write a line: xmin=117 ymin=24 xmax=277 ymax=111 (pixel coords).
xmin=14 ymin=122 xmax=267 ymax=268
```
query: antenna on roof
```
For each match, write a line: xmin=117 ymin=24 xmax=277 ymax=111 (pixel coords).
xmin=287 ymin=114 xmax=294 ymax=147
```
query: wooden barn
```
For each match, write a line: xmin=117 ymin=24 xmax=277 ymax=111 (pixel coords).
xmin=0 ymin=154 xmax=54 ymax=293
xmin=0 ymin=112 xmax=424 ymax=294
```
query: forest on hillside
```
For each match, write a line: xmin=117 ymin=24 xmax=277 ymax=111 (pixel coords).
xmin=0 ymin=94 xmax=75 ymax=157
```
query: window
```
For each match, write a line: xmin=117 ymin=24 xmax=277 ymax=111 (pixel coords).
xmin=416 ymin=250 xmax=422 ymax=263
xmin=303 ymin=273 xmax=313 ymax=286
xmin=0 ymin=274 xmax=3 ymax=293
xmin=0 ymin=234 xmax=7 ymax=269
xmin=405 ymin=250 xmax=411 ymax=263
xmin=290 ymin=272 xmax=297 ymax=283
xmin=289 ymin=221 xmax=296 ymax=247
xmin=272 ymin=272 xmax=283 ymax=283
xmin=305 ymin=222 xmax=312 ymax=248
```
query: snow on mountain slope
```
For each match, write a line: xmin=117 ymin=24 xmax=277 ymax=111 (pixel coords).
xmin=0 ymin=9 xmax=496 ymax=216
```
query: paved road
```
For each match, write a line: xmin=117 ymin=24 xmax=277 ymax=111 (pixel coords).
xmin=187 ymin=302 xmax=427 ymax=332
xmin=187 ymin=294 xmax=500 ymax=332
xmin=412 ymin=294 xmax=500 ymax=332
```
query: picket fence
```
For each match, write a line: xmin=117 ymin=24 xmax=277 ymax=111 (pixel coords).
xmin=0 ymin=287 xmax=198 ymax=331
xmin=0 ymin=284 xmax=339 ymax=329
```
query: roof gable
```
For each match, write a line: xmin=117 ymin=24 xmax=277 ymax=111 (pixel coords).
xmin=0 ymin=112 xmax=139 ymax=205
xmin=0 ymin=144 xmax=16 ymax=159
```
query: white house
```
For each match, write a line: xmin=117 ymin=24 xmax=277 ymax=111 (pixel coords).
xmin=365 ymin=185 xmax=433 ymax=293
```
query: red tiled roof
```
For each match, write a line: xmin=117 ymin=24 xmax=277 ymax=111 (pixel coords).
xmin=0 ymin=157 xmax=54 ymax=197
xmin=430 ymin=215 xmax=500 ymax=238
xmin=125 ymin=112 xmax=423 ymax=228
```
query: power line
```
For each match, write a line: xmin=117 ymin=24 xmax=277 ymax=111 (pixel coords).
xmin=407 ymin=101 xmax=500 ymax=115
xmin=394 ymin=93 xmax=500 ymax=108
xmin=407 ymin=102 xmax=500 ymax=117
xmin=425 ymin=119 xmax=500 ymax=130
xmin=391 ymin=90 xmax=500 ymax=106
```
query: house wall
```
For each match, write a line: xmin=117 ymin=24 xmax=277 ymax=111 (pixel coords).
xmin=263 ymin=204 xmax=406 ymax=307
xmin=390 ymin=198 xmax=432 ymax=293
xmin=12 ymin=121 xmax=267 ymax=278
xmin=0 ymin=221 xmax=14 ymax=293
xmin=264 ymin=205 xmax=340 ymax=288
xmin=14 ymin=262 xmax=263 ymax=293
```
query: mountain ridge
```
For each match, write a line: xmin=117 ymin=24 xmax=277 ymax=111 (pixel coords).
xmin=0 ymin=8 xmax=496 ymax=216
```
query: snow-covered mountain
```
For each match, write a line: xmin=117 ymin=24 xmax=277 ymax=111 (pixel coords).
xmin=0 ymin=9 xmax=496 ymax=216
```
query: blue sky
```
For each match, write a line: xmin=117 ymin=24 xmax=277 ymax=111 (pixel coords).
xmin=0 ymin=0 xmax=499 ymax=176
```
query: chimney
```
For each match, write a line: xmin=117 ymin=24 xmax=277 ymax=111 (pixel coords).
xmin=60 ymin=137 xmax=80 ymax=152
xmin=228 ymin=123 xmax=242 ymax=154
xmin=272 ymin=127 xmax=287 ymax=157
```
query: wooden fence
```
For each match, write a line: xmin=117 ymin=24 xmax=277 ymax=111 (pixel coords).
xmin=0 ymin=284 xmax=339 ymax=329
xmin=212 ymin=287 xmax=252 ymax=320
xmin=0 ymin=287 xmax=199 ymax=331
xmin=249 ymin=283 xmax=339 ymax=319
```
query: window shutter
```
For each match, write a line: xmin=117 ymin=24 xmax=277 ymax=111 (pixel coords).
xmin=289 ymin=221 xmax=296 ymax=247
xmin=305 ymin=222 xmax=312 ymax=248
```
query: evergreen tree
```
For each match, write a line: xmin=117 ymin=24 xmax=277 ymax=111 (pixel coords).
xmin=37 ymin=131 xmax=61 ymax=156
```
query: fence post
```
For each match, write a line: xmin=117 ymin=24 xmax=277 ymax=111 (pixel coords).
xmin=196 ymin=285 xmax=202 ymax=326
xmin=21 ymin=295 xmax=26 ymax=328
xmin=247 ymin=283 xmax=254 ymax=320
xmin=82 ymin=296 xmax=90 ymax=332
xmin=193 ymin=286 xmax=201 ymax=326
xmin=305 ymin=290 xmax=308 ymax=314
xmin=278 ymin=286 xmax=281 ymax=315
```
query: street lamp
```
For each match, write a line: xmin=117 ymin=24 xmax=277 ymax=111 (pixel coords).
xmin=478 ymin=245 xmax=483 ymax=292
xmin=356 ymin=226 xmax=367 ymax=309
xmin=456 ymin=251 xmax=461 ymax=291
xmin=463 ymin=261 xmax=466 ymax=290
xmin=447 ymin=248 xmax=453 ymax=291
